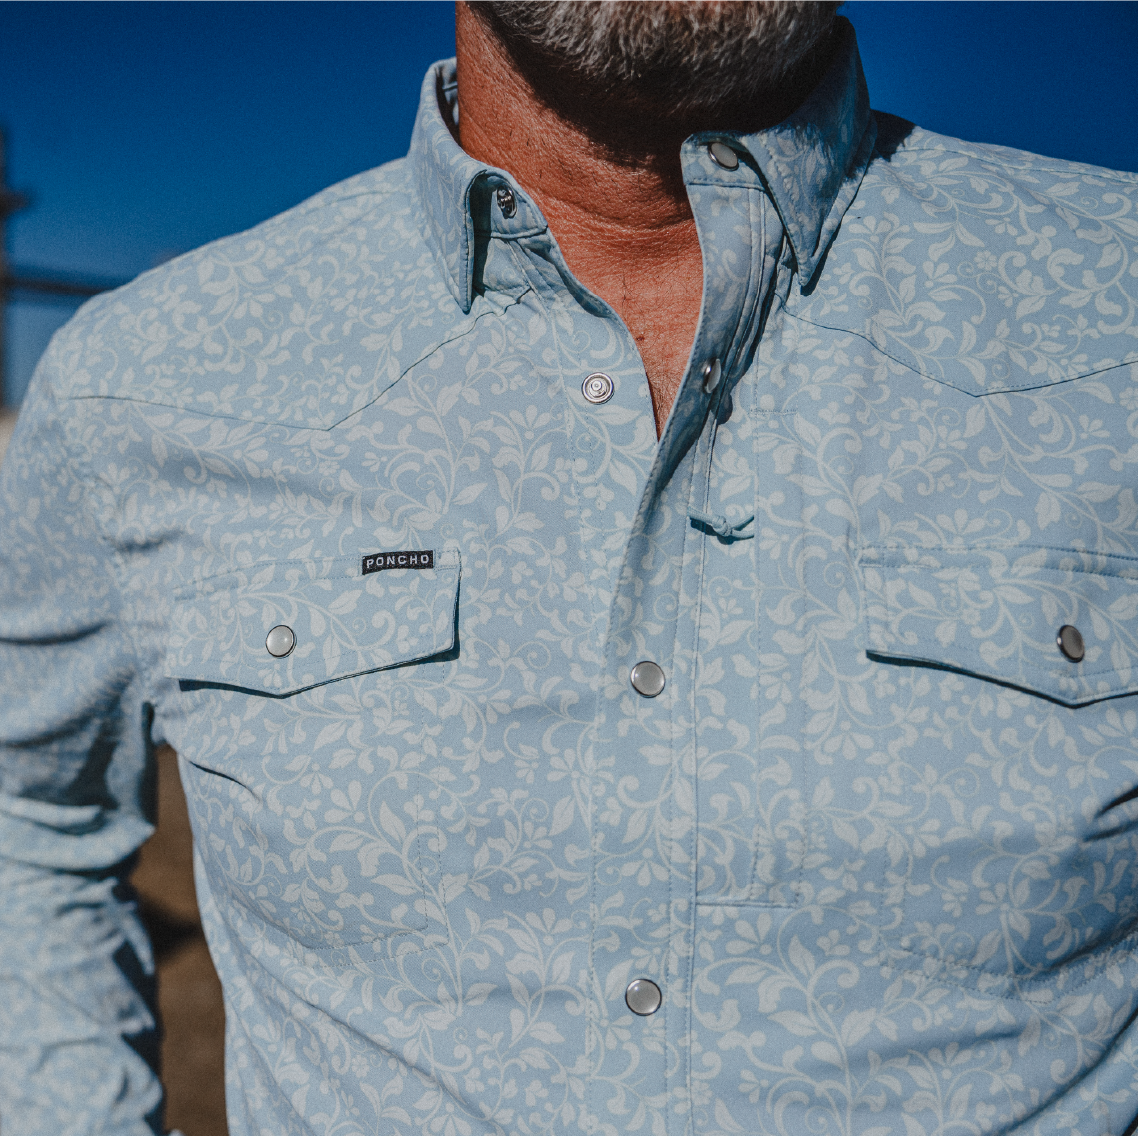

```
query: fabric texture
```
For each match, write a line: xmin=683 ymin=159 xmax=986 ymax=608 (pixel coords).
xmin=3 ymin=20 xmax=1138 ymax=1134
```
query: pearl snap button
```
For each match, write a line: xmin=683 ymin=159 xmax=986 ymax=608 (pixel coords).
xmin=582 ymin=373 xmax=615 ymax=405
xmin=495 ymin=186 xmax=517 ymax=219
xmin=701 ymin=358 xmax=722 ymax=393
xmin=708 ymin=141 xmax=739 ymax=170
xmin=265 ymin=625 xmax=296 ymax=658
xmin=625 ymin=978 xmax=662 ymax=1016
xmin=1057 ymin=624 xmax=1085 ymax=662
xmin=630 ymin=660 xmax=665 ymax=698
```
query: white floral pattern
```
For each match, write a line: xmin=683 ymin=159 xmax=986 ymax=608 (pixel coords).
xmin=3 ymin=18 xmax=1138 ymax=1135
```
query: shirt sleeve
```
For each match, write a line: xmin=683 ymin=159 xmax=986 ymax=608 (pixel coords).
xmin=0 ymin=344 xmax=164 ymax=1134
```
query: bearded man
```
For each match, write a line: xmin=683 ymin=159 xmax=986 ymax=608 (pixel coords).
xmin=3 ymin=2 xmax=1138 ymax=1133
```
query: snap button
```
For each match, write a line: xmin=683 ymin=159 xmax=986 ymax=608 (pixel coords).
xmin=708 ymin=141 xmax=739 ymax=170
xmin=265 ymin=625 xmax=296 ymax=658
xmin=701 ymin=358 xmax=721 ymax=394
xmin=1057 ymin=624 xmax=1085 ymax=663
xmin=495 ymin=186 xmax=517 ymax=219
xmin=625 ymin=978 xmax=662 ymax=1016
xmin=630 ymin=660 xmax=665 ymax=698
xmin=581 ymin=372 xmax=615 ymax=405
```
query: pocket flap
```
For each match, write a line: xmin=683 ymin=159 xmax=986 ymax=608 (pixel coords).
xmin=164 ymin=550 xmax=459 ymax=695
xmin=860 ymin=545 xmax=1138 ymax=706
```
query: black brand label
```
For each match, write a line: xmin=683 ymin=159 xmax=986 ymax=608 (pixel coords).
xmin=362 ymin=549 xmax=435 ymax=575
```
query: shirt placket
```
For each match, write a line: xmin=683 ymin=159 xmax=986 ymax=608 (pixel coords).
xmin=582 ymin=140 xmax=785 ymax=1134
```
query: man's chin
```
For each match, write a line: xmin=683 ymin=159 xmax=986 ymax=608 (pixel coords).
xmin=470 ymin=0 xmax=842 ymax=149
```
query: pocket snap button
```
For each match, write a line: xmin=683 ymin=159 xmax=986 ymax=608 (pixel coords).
xmin=266 ymin=625 xmax=296 ymax=658
xmin=1057 ymin=624 xmax=1085 ymax=663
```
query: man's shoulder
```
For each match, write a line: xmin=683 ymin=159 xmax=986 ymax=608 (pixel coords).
xmin=40 ymin=154 xmax=452 ymax=426
xmin=68 ymin=154 xmax=421 ymax=328
xmin=799 ymin=113 xmax=1138 ymax=397
xmin=863 ymin=111 xmax=1138 ymax=241
xmin=871 ymin=111 xmax=1138 ymax=188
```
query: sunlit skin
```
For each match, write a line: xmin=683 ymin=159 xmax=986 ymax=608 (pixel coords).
xmin=456 ymin=2 xmax=707 ymax=437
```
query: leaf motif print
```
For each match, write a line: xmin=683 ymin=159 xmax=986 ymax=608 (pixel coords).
xmin=794 ymin=130 xmax=1138 ymax=397
xmin=9 ymin=40 xmax=1138 ymax=1138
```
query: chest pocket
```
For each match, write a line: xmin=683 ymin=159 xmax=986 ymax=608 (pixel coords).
xmin=860 ymin=544 xmax=1138 ymax=705
xmin=163 ymin=550 xmax=459 ymax=960
xmin=165 ymin=550 xmax=460 ymax=695
xmin=855 ymin=543 xmax=1138 ymax=980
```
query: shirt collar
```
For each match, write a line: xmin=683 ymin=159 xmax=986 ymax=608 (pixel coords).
xmin=737 ymin=17 xmax=876 ymax=286
xmin=409 ymin=63 xmax=543 ymax=314
xmin=410 ymin=16 xmax=875 ymax=313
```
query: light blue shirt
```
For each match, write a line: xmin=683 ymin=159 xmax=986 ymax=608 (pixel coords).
xmin=4 ymin=20 xmax=1138 ymax=1134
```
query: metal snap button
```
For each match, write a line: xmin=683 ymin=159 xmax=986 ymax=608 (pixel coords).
xmin=266 ymin=625 xmax=296 ymax=658
xmin=701 ymin=358 xmax=722 ymax=394
xmin=625 ymin=978 xmax=662 ymax=1016
xmin=582 ymin=372 xmax=615 ymax=405
xmin=1057 ymin=624 xmax=1085 ymax=663
xmin=708 ymin=141 xmax=739 ymax=170
xmin=630 ymin=660 xmax=665 ymax=698
xmin=495 ymin=186 xmax=517 ymax=219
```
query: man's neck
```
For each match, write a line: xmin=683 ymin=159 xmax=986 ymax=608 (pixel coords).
xmin=456 ymin=3 xmax=706 ymax=436
xmin=454 ymin=3 xmax=829 ymax=436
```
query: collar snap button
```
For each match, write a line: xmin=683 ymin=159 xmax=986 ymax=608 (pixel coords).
xmin=582 ymin=373 xmax=615 ymax=405
xmin=701 ymin=358 xmax=722 ymax=393
xmin=495 ymin=186 xmax=517 ymax=219
xmin=708 ymin=141 xmax=739 ymax=170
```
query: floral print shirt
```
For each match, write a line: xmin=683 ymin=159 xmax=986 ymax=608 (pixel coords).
xmin=3 ymin=19 xmax=1138 ymax=1135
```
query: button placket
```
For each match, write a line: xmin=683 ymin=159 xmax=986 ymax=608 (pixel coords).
xmin=585 ymin=135 xmax=783 ymax=1128
xmin=700 ymin=358 xmax=722 ymax=394
xmin=590 ymin=496 xmax=689 ymax=1109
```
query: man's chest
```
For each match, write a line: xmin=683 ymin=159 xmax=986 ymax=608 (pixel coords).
xmin=121 ymin=301 xmax=1138 ymax=992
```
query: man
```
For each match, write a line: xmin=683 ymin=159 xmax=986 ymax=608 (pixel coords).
xmin=3 ymin=1 xmax=1138 ymax=1132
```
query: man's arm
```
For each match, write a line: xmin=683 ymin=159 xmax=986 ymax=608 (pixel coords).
xmin=0 ymin=348 xmax=163 ymax=1134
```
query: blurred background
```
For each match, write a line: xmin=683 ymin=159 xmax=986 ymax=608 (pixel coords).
xmin=0 ymin=2 xmax=1135 ymax=1133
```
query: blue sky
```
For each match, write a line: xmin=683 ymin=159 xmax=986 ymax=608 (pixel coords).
xmin=2 ymin=1 xmax=1136 ymax=405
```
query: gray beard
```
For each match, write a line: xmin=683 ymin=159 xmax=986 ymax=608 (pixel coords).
xmin=472 ymin=1 xmax=842 ymax=121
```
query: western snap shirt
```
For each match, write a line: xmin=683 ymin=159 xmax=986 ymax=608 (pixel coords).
xmin=4 ymin=19 xmax=1138 ymax=1134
